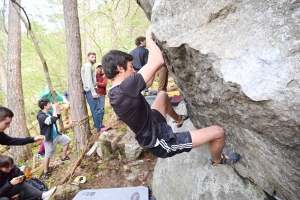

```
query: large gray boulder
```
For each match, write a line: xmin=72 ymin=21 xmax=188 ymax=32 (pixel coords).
xmin=153 ymin=103 xmax=267 ymax=200
xmin=138 ymin=1 xmax=300 ymax=200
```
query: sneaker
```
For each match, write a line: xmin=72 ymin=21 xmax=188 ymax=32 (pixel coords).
xmin=100 ymin=126 xmax=110 ymax=132
xmin=37 ymin=153 xmax=43 ymax=160
xmin=61 ymin=155 xmax=70 ymax=162
xmin=42 ymin=186 xmax=56 ymax=200
xmin=43 ymin=172 xmax=50 ymax=180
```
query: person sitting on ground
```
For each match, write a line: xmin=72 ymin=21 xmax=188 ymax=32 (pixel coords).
xmin=0 ymin=107 xmax=45 ymax=146
xmin=96 ymin=64 xmax=110 ymax=132
xmin=101 ymin=29 xmax=240 ymax=165
xmin=0 ymin=155 xmax=56 ymax=200
xmin=37 ymin=98 xmax=71 ymax=180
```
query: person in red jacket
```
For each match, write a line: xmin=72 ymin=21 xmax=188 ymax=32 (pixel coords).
xmin=96 ymin=64 xmax=110 ymax=132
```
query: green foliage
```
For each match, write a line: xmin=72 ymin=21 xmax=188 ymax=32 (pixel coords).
xmin=72 ymin=150 xmax=80 ymax=157
xmin=0 ymin=91 xmax=6 ymax=106
xmin=117 ymin=124 xmax=127 ymax=133
xmin=97 ymin=163 xmax=105 ymax=170
xmin=87 ymin=172 xmax=97 ymax=180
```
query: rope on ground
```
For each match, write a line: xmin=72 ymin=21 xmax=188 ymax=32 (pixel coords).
xmin=71 ymin=115 xmax=90 ymax=149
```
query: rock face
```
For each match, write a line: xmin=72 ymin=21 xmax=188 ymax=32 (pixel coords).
xmin=153 ymin=103 xmax=268 ymax=200
xmin=138 ymin=1 xmax=300 ymax=200
xmin=97 ymin=130 xmax=144 ymax=161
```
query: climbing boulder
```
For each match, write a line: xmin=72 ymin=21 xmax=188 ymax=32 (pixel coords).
xmin=138 ymin=1 xmax=300 ymax=199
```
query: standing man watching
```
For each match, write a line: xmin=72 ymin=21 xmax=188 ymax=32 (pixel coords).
xmin=37 ymin=98 xmax=71 ymax=180
xmin=81 ymin=52 xmax=101 ymax=132
xmin=130 ymin=36 xmax=153 ymax=95
xmin=130 ymin=36 xmax=148 ymax=73
xmin=96 ymin=64 xmax=110 ymax=132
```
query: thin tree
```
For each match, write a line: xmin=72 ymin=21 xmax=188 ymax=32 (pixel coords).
xmin=12 ymin=1 xmax=65 ymax=133
xmin=63 ymin=0 xmax=91 ymax=150
xmin=7 ymin=0 xmax=31 ymax=161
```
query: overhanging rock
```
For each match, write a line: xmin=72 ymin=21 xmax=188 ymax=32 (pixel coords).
xmin=152 ymin=102 xmax=268 ymax=200
xmin=138 ymin=1 xmax=300 ymax=199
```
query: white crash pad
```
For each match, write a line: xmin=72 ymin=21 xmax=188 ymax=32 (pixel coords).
xmin=72 ymin=186 xmax=149 ymax=200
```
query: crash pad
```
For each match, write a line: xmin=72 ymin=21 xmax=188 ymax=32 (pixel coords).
xmin=72 ymin=186 xmax=150 ymax=200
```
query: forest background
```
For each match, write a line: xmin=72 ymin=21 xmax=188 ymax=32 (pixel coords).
xmin=0 ymin=0 xmax=150 ymax=160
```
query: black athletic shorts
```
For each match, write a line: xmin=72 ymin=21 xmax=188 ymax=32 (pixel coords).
xmin=148 ymin=109 xmax=193 ymax=158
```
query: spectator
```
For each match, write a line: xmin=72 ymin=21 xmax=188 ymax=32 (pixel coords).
xmin=0 ymin=155 xmax=56 ymax=200
xmin=37 ymin=98 xmax=71 ymax=180
xmin=81 ymin=52 xmax=102 ymax=132
xmin=38 ymin=87 xmax=70 ymax=158
xmin=96 ymin=64 xmax=110 ymax=132
xmin=130 ymin=36 xmax=153 ymax=96
xmin=0 ymin=106 xmax=45 ymax=146
xmin=130 ymin=36 xmax=148 ymax=73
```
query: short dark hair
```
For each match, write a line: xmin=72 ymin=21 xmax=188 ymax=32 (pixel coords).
xmin=38 ymin=98 xmax=50 ymax=110
xmin=87 ymin=52 xmax=96 ymax=57
xmin=0 ymin=155 xmax=14 ymax=168
xmin=96 ymin=64 xmax=102 ymax=68
xmin=101 ymin=50 xmax=134 ymax=79
xmin=135 ymin=36 xmax=146 ymax=46
xmin=0 ymin=107 xmax=14 ymax=122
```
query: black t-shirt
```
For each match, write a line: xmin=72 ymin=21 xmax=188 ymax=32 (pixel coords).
xmin=108 ymin=73 xmax=157 ymax=149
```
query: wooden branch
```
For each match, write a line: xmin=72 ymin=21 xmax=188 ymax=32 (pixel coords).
xmin=10 ymin=0 xmax=31 ymax=30
xmin=31 ymin=164 xmax=43 ymax=174
xmin=32 ymin=154 xmax=36 ymax=169
xmin=57 ymin=141 xmax=91 ymax=185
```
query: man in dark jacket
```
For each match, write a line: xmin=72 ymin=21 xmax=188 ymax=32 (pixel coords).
xmin=130 ymin=36 xmax=148 ymax=73
xmin=0 ymin=107 xmax=45 ymax=146
xmin=37 ymin=98 xmax=71 ymax=180
xmin=130 ymin=36 xmax=154 ymax=96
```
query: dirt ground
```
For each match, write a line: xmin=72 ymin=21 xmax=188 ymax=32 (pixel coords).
xmin=34 ymin=117 xmax=158 ymax=200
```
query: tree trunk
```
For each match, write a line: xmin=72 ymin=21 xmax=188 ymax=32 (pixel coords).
xmin=83 ymin=0 xmax=91 ymax=56
xmin=12 ymin=2 xmax=65 ymax=133
xmin=7 ymin=0 xmax=31 ymax=162
xmin=63 ymin=0 xmax=91 ymax=150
